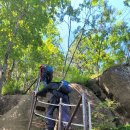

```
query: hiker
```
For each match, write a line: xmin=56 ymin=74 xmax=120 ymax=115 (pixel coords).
xmin=40 ymin=65 xmax=53 ymax=87
xmin=36 ymin=65 xmax=72 ymax=130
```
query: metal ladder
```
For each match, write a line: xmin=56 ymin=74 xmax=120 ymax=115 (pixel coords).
xmin=28 ymin=76 xmax=92 ymax=130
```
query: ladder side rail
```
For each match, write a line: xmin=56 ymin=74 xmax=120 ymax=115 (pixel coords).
xmin=28 ymin=94 xmax=37 ymax=130
xmin=58 ymin=98 xmax=62 ymax=130
xmin=28 ymin=73 xmax=40 ymax=130
xmin=82 ymin=93 xmax=88 ymax=130
xmin=34 ymin=73 xmax=41 ymax=94
xmin=88 ymin=102 xmax=92 ymax=130
xmin=65 ymin=96 xmax=82 ymax=130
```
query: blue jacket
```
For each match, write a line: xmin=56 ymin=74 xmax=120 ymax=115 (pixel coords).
xmin=36 ymin=82 xmax=70 ymax=104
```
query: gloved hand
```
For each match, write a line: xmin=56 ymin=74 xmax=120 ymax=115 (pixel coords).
xmin=34 ymin=91 xmax=37 ymax=97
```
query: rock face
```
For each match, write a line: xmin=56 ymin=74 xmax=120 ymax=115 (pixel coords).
xmin=0 ymin=95 xmax=32 ymax=130
xmin=99 ymin=65 xmax=130 ymax=123
xmin=2 ymin=64 xmax=129 ymax=130
xmin=0 ymin=84 xmax=115 ymax=130
xmin=0 ymin=95 xmax=22 ymax=115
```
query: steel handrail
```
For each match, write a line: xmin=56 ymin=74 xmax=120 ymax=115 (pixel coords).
xmin=34 ymin=111 xmax=84 ymax=127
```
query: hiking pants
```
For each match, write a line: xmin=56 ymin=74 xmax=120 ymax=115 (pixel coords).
xmin=46 ymin=95 xmax=70 ymax=129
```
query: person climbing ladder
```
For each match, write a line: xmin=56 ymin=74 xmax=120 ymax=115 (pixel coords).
xmin=36 ymin=64 xmax=72 ymax=130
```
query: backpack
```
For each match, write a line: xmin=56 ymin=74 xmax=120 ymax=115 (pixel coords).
xmin=57 ymin=80 xmax=72 ymax=94
xmin=40 ymin=65 xmax=53 ymax=84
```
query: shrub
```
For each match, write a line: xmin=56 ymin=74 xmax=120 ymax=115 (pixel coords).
xmin=65 ymin=66 xmax=90 ymax=85
xmin=2 ymin=80 xmax=21 ymax=95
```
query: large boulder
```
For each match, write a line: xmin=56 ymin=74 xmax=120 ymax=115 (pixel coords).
xmin=0 ymin=84 xmax=116 ymax=130
xmin=99 ymin=65 xmax=130 ymax=123
xmin=0 ymin=95 xmax=22 ymax=115
xmin=0 ymin=95 xmax=33 ymax=130
xmin=0 ymin=94 xmax=46 ymax=130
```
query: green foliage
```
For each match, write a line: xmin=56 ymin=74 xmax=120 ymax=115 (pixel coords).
xmin=2 ymin=80 xmax=22 ymax=95
xmin=0 ymin=0 xmax=129 ymax=103
xmin=92 ymin=124 xmax=130 ymax=130
xmin=92 ymin=99 xmax=119 ymax=130
xmin=67 ymin=0 xmax=130 ymax=76
xmin=114 ymin=124 xmax=130 ymax=130
xmin=124 ymin=0 xmax=130 ymax=7
xmin=91 ymin=0 xmax=104 ymax=6
xmin=0 ymin=0 xmax=67 ymax=94
xmin=64 ymin=66 xmax=90 ymax=84
xmin=0 ymin=0 xmax=130 ymax=129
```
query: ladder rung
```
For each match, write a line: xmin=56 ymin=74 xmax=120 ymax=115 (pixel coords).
xmin=34 ymin=111 xmax=84 ymax=127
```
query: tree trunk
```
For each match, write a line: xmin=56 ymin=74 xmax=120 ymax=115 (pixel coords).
xmin=7 ymin=60 xmax=15 ymax=80
xmin=0 ymin=41 xmax=13 ymax=95
xmin=0 ymin=65 xmax=3 ymax=95
xmin=3 ymin=41 xmax=13 ymax=80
